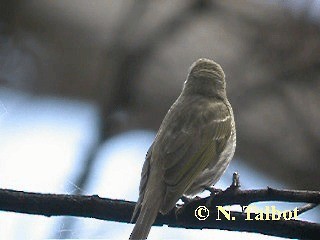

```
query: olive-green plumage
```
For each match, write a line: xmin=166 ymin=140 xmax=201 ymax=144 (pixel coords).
xmin=130 ymin=58 xmax=236 ymax=239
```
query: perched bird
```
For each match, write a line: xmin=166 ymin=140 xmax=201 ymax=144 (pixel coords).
xmin=129 ymin=58 xmax=236 ymax=239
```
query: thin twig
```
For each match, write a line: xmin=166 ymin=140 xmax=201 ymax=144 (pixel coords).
xmin=204 ymin=187 xmax=320 ymax=207
xmin=296 ymin=203 xmax=319 ymax=216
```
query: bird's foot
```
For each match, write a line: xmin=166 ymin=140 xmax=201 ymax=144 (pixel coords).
xmin=205 ymin=187 xmax=222 ymax=208
xmin=180 ymin=196 xmax=197 ymax=204
xmin=205 ymin=186 xmax=223 ymax=195
xmin=181 ymin=195 xmax=200 ymax=204
xmin=175 ymin=196 xmax=197 ymax=219
xmin=206 ymin=172 xmax=241 ymax=208
xmin=181 ymin=196 xmax=192 ymax=204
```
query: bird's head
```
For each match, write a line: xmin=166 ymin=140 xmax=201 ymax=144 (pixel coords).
xmin=189 ymin=58 xmax=225 ymax=80
xmin=183 ymin=58 xmax=227 ymax=99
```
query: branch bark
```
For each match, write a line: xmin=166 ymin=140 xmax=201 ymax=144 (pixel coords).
xmin=0 ymin=187 xmax=319 ymax=239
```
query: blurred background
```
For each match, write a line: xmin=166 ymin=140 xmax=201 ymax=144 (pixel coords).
xmin=0 ymin=0 xmax=319 ymax=239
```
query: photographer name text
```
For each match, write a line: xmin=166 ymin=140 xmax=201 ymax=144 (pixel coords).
xmin=194 ymin=205 xmax=298 ymax=221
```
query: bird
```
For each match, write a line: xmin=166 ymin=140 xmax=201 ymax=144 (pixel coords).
xmin=129 ymin=58 xmax=236 ymax=239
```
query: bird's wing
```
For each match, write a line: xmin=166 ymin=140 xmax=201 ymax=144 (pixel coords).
xmin=130 ymin=143 xmax=153 ymax=222
xmin=160 ymin=101 xmax=232 ymax=213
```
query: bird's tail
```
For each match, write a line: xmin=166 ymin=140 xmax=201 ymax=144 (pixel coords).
xmin=129 ymin=193 xmax=161 ymax=240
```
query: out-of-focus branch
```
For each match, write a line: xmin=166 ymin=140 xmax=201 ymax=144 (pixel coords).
xmin=71 ymin=0 xmax=216 ymax=213
xmin=57 ymin=1 xmax=217 ymax=238
xmin=99 ymin=0 xmax=215 ymax=126
xmin=1 ymin=187 xmax=319 ymax=239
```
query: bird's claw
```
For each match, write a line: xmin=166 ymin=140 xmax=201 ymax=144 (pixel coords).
xmin=181 ymin=195 xmax=200 ymax=204
xmin=205 ymin=186 xmax=222 ymax=195
xmin=205 ymin=187 xmax=222 ymax=208
xmin=181 ymin=196 xmax=192 ymax=204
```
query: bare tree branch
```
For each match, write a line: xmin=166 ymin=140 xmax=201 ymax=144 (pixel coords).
xmin=0 ymin=187 xmax=319 ymax=239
